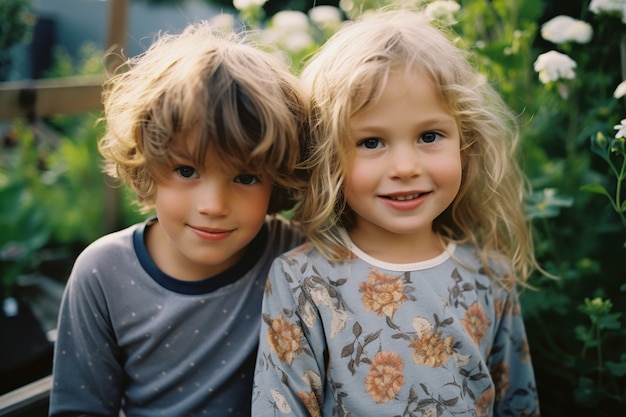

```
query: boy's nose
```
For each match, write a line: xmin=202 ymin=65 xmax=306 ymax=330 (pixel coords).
xmin=197 ymin=182 xmax=230 ymax=216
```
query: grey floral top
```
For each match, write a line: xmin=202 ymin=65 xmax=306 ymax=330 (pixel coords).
xmin=252 ymin=235 xmax=540 ymax=417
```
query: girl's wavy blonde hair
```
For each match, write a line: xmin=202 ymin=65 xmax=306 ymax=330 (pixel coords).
xmin=297 ymin=9 xmax=538 ymax=285
xmin=99 ymin=21 xmax=309 ymax=214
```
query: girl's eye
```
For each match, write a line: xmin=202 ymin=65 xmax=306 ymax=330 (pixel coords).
xmin=420 ymin=132 xmax=442 ymax=144
xmin=234 ymin=174 xmax=260 ymax=185
xmin=358 ymin=138 xmax=383 ymax=149
xmin=174 ymin=166 xmax=198 ymax=178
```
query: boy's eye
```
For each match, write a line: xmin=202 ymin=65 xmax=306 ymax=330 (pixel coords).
xmin=420 ymin=132 xmax=441 ymax=144
xmin=234 ymin=174 xmax=260 ymax=185
xmin=174 ymin=166 xmax=198 ymax=178
xmin=358 ymin=138 xmax=383 ymax=149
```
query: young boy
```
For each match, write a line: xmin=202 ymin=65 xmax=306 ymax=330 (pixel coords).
xmin=49 ymin=21 xmax=309 ymax=417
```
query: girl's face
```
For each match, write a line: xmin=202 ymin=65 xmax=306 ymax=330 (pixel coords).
xmin=344 ymin=68 xmax=463 ymax=263
xmin=146 ymin=134 xmax=272 ymax=280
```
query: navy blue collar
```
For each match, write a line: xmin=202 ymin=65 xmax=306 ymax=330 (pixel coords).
xmin=133 ymin=217 xmax=268 ymax=295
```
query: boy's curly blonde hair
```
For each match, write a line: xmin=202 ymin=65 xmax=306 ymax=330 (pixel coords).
xmin=99 ymin=21 xmax=309 ymax=214
xmin=297 ymin=9 xmax=538 ymax=285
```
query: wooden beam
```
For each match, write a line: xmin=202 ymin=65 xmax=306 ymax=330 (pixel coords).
xmin=0 ymin=375 xmax=51 ymax=416
xmin=0 ymin=75 xmax=104 ymax=121
xmin=103 ymin=0 xmax=129 ymax=234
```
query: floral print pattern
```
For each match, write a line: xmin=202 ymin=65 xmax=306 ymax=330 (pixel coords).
xmin=266 ymin=313 xmax=303 ymax=365
xmin=253 ymin=243 xmax=540 ymax=417
xmin=359 ymin=269 xmax=408 ymax=318
xmin=364 ymin=351 xmax=405 ymax=403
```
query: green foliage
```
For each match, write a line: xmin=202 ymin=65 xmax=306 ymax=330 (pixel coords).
xmin=582 ymin=131 xmax=626 ymax=230
xmin=0 ymin=0 xmax=35 ymax=81
xmin=0 ymin=122 xmax=51 ymax=298
xmin=0 ymin=39 xmax=145 ymax=298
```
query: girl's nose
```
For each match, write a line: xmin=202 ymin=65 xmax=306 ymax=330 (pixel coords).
xmin=389 ymin=145 xmax=422 ymax=179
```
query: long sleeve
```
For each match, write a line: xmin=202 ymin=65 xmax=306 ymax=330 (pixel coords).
xmin=253 ymin=247 xmax=328 ymax=417
xmin=488 ymin=288 xmax=540 ymax=417
xmin=50 ymin=251 xmax=125 ymax=417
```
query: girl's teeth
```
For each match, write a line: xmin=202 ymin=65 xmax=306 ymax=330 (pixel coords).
xmin=391 ymin=194 xmax=420 ymax=201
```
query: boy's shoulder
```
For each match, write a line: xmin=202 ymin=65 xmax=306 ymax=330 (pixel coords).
xmin=72 ymin=221 xmax=144 ymax=271
xmin=82 ymin=222 xmax=140 ymax=253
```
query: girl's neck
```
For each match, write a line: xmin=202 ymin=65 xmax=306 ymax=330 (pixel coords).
xmin=346 ymin=227 xmax=446 ymax=264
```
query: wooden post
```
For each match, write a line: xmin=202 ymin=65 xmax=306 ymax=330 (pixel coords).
xmin=103 ymin=0 xmax=128 ymax=233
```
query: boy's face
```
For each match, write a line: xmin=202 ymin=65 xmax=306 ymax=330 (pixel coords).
xmin=147 ymin=136 xmax=272 ymax=280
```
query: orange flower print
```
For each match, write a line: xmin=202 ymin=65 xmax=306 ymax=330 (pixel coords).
xmin=359 ymin=269 xmax=408 ymax=318
xmin=408 ymin=331 xmax=454 ymax=368
xmin=297 ymin=391 xmax=321 ymax=417
xmin=364 ymin=351 xmax=405 ymax=403
xmin=462 ymin=302 xmax=489 ymax=346
xmin=490 ymin=361 xmax=511 ymax=401
xmin=267 ymin=314 xmax=303 ymax=365
xmin=475 ymin=387 xmax=495 ymax=417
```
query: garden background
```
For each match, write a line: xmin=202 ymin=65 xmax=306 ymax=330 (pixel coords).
xmin=1 ymin=0 xmax=624 ymax=416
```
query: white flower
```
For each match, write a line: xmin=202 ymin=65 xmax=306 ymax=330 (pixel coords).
xmin=423 ymin=0 xmax=461 ymax=26
xmin=308 ymin=5 xmax=342 ymax=28
xmin=300 ymin=303 xmax=317 ymax=328
xmin=209 ymin=13 xmax=235 ymax=31
xmin=232 ymin=0 xmax=267 ymax=11
xmin=541 ymin=15 xmax=593 ymax=44
xmin=271 ymin=10 xmax=310 ymax=33
xmin=329 ymin=307 xmax=348 ymax=337
xmin=270 ymin=389 xmax=292 ymax=413
xmin=614 ymin=80 xmax=626 ymax=98
xmin=615 ymin=119 xmax=626 ymax=138
xmin=589 ymin=0 xmax=625 ymax=14
xmin=533 ymin=50 xmax=577 ymax=84
xmin=265 ymin=11 xmax=314 ymax=53
xmin=590 ymin=0 xmax=626 ymax=23
xmin=412 ymin=316 xmax=433 ymax=338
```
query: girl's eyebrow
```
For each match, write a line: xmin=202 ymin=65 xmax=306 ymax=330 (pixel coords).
xmin=351 ymin=115 xmax=456 ymax=132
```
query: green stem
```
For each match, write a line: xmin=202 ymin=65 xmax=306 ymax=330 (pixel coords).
xmin=616 ymin=158 xmax=626 ymax=228
xmin=595 ymin=321 xmax=603 ymax=387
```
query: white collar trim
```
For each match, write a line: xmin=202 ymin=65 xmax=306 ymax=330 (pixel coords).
xmin=339 ymin=228 xmax=455 ymax=272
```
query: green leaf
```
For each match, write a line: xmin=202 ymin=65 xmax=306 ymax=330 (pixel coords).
xmin=580 ymin=184 xmax=611 ymax=198
xmin=606 ymin=361 xmax=626 ymax=377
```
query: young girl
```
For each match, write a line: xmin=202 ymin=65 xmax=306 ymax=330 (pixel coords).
xmin=49 ymin=22 xmax=309 ymax=416
xmin=252 ymin=9 xmax=540 ymax=417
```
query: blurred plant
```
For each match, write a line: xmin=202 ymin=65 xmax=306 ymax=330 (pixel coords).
xmin=0 ymin=0 xmax=35 ymax=81
xmin=0 ymin=122 xmax=51 ymax=301
xmin=1 ymin=39 xmax=145 ymax=301
xmin=582 ymin=128 xmax=626 ymax=230
xmin=574 ymin=296 xmax=626 ymax=407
